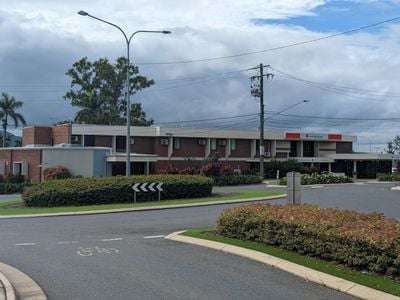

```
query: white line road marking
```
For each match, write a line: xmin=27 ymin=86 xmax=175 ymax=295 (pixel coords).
xmin=77 ymin=246 xmax=119 ymax=256
xmin=101 ymin=238 xmax=123 ymax=242
xmin=144 ymin=235 xmax=165 ymax=239
xmin=57 ymin=241 xmax=79 ymax=244
xmin=15 ymin=243 xmax=36 ymax=246
xmin=309 ymin=185 xmax=324 ymax=189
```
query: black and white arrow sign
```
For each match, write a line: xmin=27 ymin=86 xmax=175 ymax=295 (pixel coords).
xmin=132 ymin=182 xmax=164 ymax=193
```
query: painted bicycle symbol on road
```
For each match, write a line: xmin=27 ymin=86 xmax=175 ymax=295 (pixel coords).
xmin=77 ymin=246 xmax=119 ymax=257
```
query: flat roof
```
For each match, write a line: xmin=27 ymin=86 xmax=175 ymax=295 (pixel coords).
xmin=71 ymin=124 xmax=357 ymax=142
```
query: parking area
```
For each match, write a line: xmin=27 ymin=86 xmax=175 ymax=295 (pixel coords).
xmin=216 ymin=182 xmax=400 ymax=219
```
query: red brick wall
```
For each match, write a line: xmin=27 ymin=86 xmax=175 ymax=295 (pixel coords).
xmin=132 ymin=137 xmax=154 ymax=154
xmin=22 ymin=127 xmax=52 ymax=146
xmin=154 ymin=138 xmax=169 ymax=156
xmin=230 ymin=139 xmax=251 ymax=157
xmin=95 ymin=136 xmax=112 ymax=147
xmin=0 ymin=149 xmax=42 ymax=182
xmin=52 ymin=124 xmax=71 ymax=145
xmin=172 ymin=138 xmax=205 ymax=157
xmin=0 ymin=150 xmax=12 ymax=176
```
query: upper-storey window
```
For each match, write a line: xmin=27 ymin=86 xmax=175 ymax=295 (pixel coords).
xmin=230 ymin=139 xmax=236 ymax=151
xmin=211 ymin=138 xmax=216 ymax=150
xmin=173 ymin=137 xmax=181 ymax=150
xmin=116 ymin=136 xmax=126 ymax=152
xmin=303 ymin=141 xmax=315 ymax=157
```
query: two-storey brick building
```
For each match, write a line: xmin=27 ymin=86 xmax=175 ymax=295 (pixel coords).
xmin=0 ymin=123 xmax=397 ymax=182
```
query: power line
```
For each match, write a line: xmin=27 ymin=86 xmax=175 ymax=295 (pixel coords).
xmin=271 ymin=67 xmax=400 ymax=102
xmin=137 ymin=16 xmax=400 ymax=65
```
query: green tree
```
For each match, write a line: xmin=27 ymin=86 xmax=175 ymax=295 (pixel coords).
xmin=0 ymin=93 xmax=26 ymax=148
xmin=53 ymin=120 xmax=73 ymax=126
xmin=387 ymin=136 xmax=400 ymax=154
xmin=386 ymin=141 xmax=395 ymax=154
xmin=64 ymin=57 xmax=154 ymax=126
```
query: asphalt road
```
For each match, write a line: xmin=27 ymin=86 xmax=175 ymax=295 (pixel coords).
xmin=217 ymin=182 xmax=400 ymax=219
xmin=0 ymin=187 xmax=363 ymax=300
xmin=1 ymin=182 xmax=398 ymax=299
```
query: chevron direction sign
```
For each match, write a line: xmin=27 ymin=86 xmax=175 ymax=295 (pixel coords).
xmin=132 ymin=182 xmax=164 ymax=203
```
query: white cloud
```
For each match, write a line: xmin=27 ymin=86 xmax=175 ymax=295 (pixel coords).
xmin=0 ymin=0 xmax=399 ymax=151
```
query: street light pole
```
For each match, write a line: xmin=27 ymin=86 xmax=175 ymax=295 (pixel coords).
xmin=77 ymin=10 xmax=171 ymax=176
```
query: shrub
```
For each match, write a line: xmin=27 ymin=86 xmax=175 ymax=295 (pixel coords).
xmin=0 ymin=182 xmax=26 ymax=194
xmin=200 ymin=161 xmax=224 ymax=177
xmin=44 ymin=166 xmax=73 ymax=181
xmin=217 ymin=204 xmax=400 ymax=277
xmin=157 ymin=166 xmax=179 ymax=174
xmin=22 ymin=175 xmax=213 ymax=207
xmin=178 ymin=167 xmax=199 ymax=175
xmin=213 ymin=175 xmax=262 ymax=186
xmin=5 ymin=174 xmax=25 ymax=183
xmin=378 ymin=173 xmax=400 ymax=181
xmin=265 ymin=159 xmax=304 ymax=179
xmin=280 ymin=172 xmax=353 ymax=185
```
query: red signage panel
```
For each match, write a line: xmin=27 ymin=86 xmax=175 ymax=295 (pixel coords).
xmin=328 ymin=134 xmax=342 ymax=140
xmin=285 ymin=132 xmax=301 ymax=139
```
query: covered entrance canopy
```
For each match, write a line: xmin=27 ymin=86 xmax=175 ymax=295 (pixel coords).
xmin=106 ymin=153 xmax=158 ymax=175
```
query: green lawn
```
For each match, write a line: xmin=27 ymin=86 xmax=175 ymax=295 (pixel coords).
xmin=0 ymin=191 xmax=284 ymax=215
xmin=182 ymin=229 xmax=400 ymax=297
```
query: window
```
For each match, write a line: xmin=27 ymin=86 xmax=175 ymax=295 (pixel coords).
xmin=173 ymin=137 xmax=181 ymax=150
xmin=84 ymin=135 xmax=95 ymax=147
xmin=0 ymin=161 xmax=5 ymax=175
xmin=116 ymin=136 xmax=126 ymax=151
xmin=230 ymin=139 xmax=236 ymax=151
xmin=303 ymin=141 xmax=315 ymax=157
xmin=211 ymin=138 xmax=216 ymax=150
xmin=12 ymin=162 xmax=27 ymax=176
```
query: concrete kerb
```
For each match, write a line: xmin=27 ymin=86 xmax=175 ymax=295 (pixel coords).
xmin=0 ymin=194 xmax=286 ymax=219
xmin=0 ymin=262 xmax=46 ymax=300
xmin=165 ymin=231 xmax=400 ymax=300
xmin=0 ymin=270 xmax=15 ymax=300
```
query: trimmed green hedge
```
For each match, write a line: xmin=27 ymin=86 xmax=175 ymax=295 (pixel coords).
xmin=0 ymin=182 xmax=27 ymax=194
xmin=217 ymin=204 xmax=400 ymax=277
xmin=280 ymin=173 xmax=353 ymax=185
xmin=213 ymin=175 xmax=262 ymax=186
xmin=378 ymin=173 xmax=400 ymax=181
xmin=22 ymin=175 xmax=213 ymax=207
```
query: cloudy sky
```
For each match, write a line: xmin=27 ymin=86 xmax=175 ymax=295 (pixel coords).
xmin=2 ymin=0 xmax=400 ymax=152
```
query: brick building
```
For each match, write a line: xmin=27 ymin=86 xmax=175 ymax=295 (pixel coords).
xmin=0 ymin=124 xmax=397 ymax=182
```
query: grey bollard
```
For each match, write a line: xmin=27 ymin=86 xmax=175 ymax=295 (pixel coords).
xmin=287 ymin=172 xmax=301 ymax=205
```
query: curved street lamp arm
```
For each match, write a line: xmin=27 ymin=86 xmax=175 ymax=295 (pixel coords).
xmin=128 ymin=30 xmax=171 ymax=43
xmin=84 ymin=13 xmax=129 ymax=43
xmin=265 ymin=99 xmax=309 ymax=121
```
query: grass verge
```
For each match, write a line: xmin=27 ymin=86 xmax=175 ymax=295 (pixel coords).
xmin=0 ymin=191 xmax=284 ymax=215
xmin=182 ymin=229 xmax=400 ymax=297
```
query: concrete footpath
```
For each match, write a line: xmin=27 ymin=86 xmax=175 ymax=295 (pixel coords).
xmin=166 ymin=231 xmax=400 ymax=300
xmin=0 ymin=262 xmax=46 ymax=300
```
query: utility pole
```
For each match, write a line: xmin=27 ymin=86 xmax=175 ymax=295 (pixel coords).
xmin=250 ymin=64 xmax=273 ymax=179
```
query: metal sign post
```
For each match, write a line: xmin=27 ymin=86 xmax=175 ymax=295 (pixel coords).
xmin=132 ymin=182 xmax=164 ymax=204
xmin=287 ymin=172 xmax=301 ymax=205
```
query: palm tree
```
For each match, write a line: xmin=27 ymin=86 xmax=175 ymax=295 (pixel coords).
xmin=74 ymin=90 xmax=108 ymax=124
xmin=0 ymin=93 xmax=26 ymax=148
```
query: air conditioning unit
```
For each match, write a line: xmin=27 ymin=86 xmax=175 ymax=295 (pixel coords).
xmin=71 ymin=136 xmax=79 ymax=142
xmin=198 ymin=139 xmax=206 ymax=146
xmin=218 ymin=139 xmax=226 ymax=146
xmin=160 ymin=138 xmax=169 ymax=145
xmin=265 ymin=152 xmax=271 ymax=158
